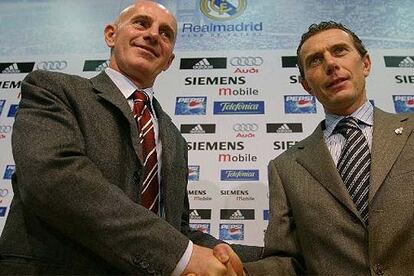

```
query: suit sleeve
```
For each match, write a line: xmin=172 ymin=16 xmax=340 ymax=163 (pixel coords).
xmin=12 ymin=71 xmax=190 ymax=275
xmin=243 ymin=160 xmax=305 ymax=275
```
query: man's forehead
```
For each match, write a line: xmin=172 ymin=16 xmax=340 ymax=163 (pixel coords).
xmin=118 ymin=1 xmax=176 ymax=25
xmin=301 ymin=29 xmax=352 ymax=55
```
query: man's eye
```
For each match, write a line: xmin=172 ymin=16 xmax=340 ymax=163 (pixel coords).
xmin=334 ymin=47 xmax=346 ymax=55
xmin=160 ymin=30 xmax=174 ymax=41
xmin=309 ymin=57 xmax=322 ymax=66
xmin=133 ymin=20 xmax=146 ymax=27
xmin=161 ymin=31 xmax=170 ymax=38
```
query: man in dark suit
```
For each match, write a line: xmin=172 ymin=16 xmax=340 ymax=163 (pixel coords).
xmin=245 ymin=21 xmax=414 ymax=275
xmin=0 ymin=1 xmax=260 ymax=275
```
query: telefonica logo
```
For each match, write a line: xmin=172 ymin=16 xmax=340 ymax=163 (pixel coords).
xmin=200 ymin=0 xmax=247 ymax=21
xmin=214 ymin=101 xmax=265 ymax=115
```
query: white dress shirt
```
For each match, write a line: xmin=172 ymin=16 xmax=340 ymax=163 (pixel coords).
xmin=323 ymin=100 xmax=374 ymax=165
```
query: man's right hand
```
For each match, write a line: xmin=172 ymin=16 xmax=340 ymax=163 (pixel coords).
xmin=182 ymin=244 xmax=227 ymax=276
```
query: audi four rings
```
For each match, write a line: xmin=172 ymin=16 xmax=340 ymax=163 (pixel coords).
xmin=0 ymin=126 xmax=12 ymax=133
xmin=36 ymin=61 xmax=68 ymax=71
xmin=233 ymin=123 xmax=259 ymax=131
xmin=230 ymin=57 xmax=263 ymax=66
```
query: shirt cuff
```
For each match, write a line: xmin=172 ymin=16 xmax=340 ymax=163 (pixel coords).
xmin=171 ymin=240 xmax=193 ymax=276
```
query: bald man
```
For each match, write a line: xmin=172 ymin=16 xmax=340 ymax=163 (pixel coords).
xmin=0 ymin=1 xmax=261 ymax=275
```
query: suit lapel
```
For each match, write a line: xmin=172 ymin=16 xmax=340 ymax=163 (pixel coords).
xmin=369 ymin=108 xmax=412 ymax=202
xmin=90 ymin=72 xmax=143 ymax=162
xmin=296 ymin=122 xmax=361 ymax=220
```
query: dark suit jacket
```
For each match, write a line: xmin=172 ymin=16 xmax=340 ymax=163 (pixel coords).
xmin=245 ymin=108 xmax=414 ymax=275
xmin=0 ymin=70 xmax=260 ymax=275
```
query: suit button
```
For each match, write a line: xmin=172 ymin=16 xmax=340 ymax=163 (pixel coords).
xmin=373 ymin=264 xmax=384 ymax=275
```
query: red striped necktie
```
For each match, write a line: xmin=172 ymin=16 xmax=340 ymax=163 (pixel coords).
xmin=132 ymin=90 xmax=159 ymax=214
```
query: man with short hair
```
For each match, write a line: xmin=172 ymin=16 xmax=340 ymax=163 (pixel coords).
xmin=244 ymin=21 xmax=414 ymax=275
xmin=0 ymin=1 xmax=260 ymax=275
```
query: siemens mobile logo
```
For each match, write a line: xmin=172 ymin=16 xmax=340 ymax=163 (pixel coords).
xmin=214 ymin=101 xmax=265 ymax=115
xmin=185 ymin=76 xmax=246 ymax=86
xmin=393 ymin=95 xmax=414 ymax=113
xmin=180 ymin=58 xmax=226 ymax=70
xmin=384 ymin=56 xmax=414 ymax=68
xmin=175 ymin=97 xmax=207 ymax=115
xmin=220 ymin=170 xmax=259 ymax=181
xmin=0 ymin=62 xmax=35 ymax=74
xmin=284 ymin=95 xmax=316 ymax=114
xmin=83 ymin=60 xmax=109 ymax=71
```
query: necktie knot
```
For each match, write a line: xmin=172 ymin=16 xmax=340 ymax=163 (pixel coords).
xmin=133 ymin=90 xmax=150 ymax=115
xmin=133 ymin=90 xmax=149 ymax=102
xmin=334 ymin=117 xmax=360 ymax=139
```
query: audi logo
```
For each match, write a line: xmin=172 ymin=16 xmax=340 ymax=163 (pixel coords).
xmin=230 ymin=56 xmax=263 ymax=67
xmin=233 ymin=123 xmax=259 ymax=132
xmin=0 ymin=189 xmax=8 ymax=197
xmin=0 ymin=125 xmax=12 ymax=133
xmin=37 ymin=61 xmax=68 ymax=71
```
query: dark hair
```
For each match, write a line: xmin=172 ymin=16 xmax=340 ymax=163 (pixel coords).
xmin=296 ymin=21 xmax=367 ymax=78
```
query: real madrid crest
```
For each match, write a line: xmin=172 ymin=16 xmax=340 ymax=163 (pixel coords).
xmin=200 ymin=0 xmax=247 ymax=21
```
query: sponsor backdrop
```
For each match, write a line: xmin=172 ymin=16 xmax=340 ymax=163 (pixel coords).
xmin=0 ymin=0 xmax=413 ymax=245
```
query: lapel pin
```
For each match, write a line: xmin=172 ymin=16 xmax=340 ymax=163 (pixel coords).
xmin=394 ymin=127 xmax=403 ymax=135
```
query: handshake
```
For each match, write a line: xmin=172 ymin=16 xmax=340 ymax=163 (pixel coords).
xmin=183 ymin=244 xmax=245 ymax=276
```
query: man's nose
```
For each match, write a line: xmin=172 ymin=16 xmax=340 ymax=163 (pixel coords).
xmin=143 ymin=26 xmax=159 ymax=43
xmin=324 ymin=54 xmax=339 ymax=75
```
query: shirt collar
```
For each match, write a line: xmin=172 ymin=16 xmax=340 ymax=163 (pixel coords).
xmin=105 ymin=68 xmax=154 ymax=101
xmin=324 ymin=100 xmax=374 ymax=137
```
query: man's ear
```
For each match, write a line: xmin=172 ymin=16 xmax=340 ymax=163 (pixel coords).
xmin=104 ymin=24 xmax=116 ymax=48
xmin=362 ymin=53 xmax=371 ymax=77
xmin=301 ymin=78 xmax=313 ymax=95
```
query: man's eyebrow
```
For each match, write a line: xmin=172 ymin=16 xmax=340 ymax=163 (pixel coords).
xmin=129 ymin=14 xmax=152 ymax=23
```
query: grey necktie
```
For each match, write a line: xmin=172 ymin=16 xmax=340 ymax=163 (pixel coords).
xmin=335 ymin=117 xmax=370 ymax=224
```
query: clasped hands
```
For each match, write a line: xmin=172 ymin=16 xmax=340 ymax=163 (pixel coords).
xmin=182 ymin=244 xmax=245 ymax=276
